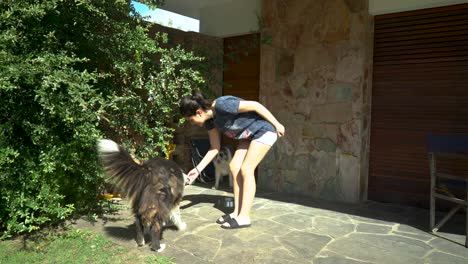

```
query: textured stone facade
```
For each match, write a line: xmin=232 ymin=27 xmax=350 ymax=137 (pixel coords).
xmin=258 ymin=0 xmax=374 ymax=202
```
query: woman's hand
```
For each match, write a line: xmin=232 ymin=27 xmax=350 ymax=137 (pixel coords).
xmin=276 ymin=123 xmax=285 ymax=137
xmin=185 ymin=168 xmax=200 ymax=185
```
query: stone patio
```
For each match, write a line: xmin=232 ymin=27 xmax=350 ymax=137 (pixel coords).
xmin=73 ymin=185 xmax=468 ymax=263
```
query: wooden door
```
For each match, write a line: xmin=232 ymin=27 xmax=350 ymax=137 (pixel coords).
xmin=222 ymin=33 xmax=260 ymax=149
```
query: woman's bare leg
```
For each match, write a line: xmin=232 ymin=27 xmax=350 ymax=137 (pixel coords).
xmin=217 ymin=140 xmax=249 ymax=222
xmin=222 ymin=140 xmax=271 ymax=227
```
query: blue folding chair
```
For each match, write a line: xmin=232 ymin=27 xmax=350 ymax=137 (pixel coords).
xmin=427 ymin=134 xmax=468 ymax=247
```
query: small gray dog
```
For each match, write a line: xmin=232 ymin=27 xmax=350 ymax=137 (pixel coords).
xmin=212 ymin=146 xmax=233 ymax=190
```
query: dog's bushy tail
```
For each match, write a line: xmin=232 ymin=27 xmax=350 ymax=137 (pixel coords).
xmin=97 ymin=139 xmax=147 ymax=202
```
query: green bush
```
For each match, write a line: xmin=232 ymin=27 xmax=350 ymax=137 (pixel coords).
xmin=0 ymin=0 xmax=204 ymax=238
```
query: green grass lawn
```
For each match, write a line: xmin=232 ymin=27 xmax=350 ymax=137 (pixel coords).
xmin=0 ymin=229 xmax=174 ymax=264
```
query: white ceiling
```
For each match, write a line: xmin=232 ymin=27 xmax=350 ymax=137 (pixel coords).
xmin=160 ymin=0 xmax=468 ymax=17
xmin=161 ymin=0 xmax=235 ymax=19
xmin=162 ymin=0 xmax=234 ymax=10
xmin=158 ymin=0 xmax=468 ymax=37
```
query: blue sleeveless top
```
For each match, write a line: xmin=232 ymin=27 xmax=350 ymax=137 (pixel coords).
xmin=204 ymin=96 xmax=276 ymax=140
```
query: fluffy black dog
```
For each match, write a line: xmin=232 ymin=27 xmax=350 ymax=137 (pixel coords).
xmin=97 ymin=139 xmax=185 ymax=252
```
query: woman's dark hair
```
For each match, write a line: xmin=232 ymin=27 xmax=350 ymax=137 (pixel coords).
xmin=179 ymin=90 xmax=212 ymax=117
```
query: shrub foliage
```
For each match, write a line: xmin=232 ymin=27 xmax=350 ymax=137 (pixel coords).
xmin=0 ymin=0 xmax=204 ymax=238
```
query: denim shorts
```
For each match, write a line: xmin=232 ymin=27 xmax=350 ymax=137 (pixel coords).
xmin=253 ymin=131 xmax=278 ymax=146
xmin=252 ymin=123 xmax=278 ymax=146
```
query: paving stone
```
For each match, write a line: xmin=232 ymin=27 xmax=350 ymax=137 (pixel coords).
xmin=313 ymin=216 xmax=356 ymax=238
xmin=191 ymin=223 xmax=237 ymax=241
xmin=258 ymin=201 xmax=298 ymax=213
xmin=159 ymin=245 xmax=207 ymax=264
xmin=242 ymin=233 xmax=283 ymax=248
xmin=277 ymin=230 xmax=332 ymax=259
xmin=395 ymin=223 xmax=427 ymax=234
xmin=326 ymin=233 xmax=432 ymax=263
xmin=258 ymin=191 xmax=321 ymax=206
xmin=314 ymin=256 xmax=375 ymax=264
xmin=301 ymin=207 xmax=352 ymax=222
xmin=70 ymin=185 xmax=468 ymax=264
xmin=254 ymin=248 xmax=308 ymax=264
xmin=271 ymin=213 xmax=314 ymax=229
xmin=245 ymin=218 xmax=292 ymax=237
xmin=159 ymin=227 xmax=186 ymax=241
xmin=228 ymin=236 xmax=294 ymax=263
xmin=172 ymin=234 xmax=221 ymax=262
xmin=252 ymin=208 xmax=295 ymax=220
xmin=349 ymin=214 xmax=399 ymax=226
xmin=391 ymin=231 xmax=434 ymax=242
xmin=429 ymin=237 xmax=468 ymax=259
xmin=191 ymin=206 xmax=223 ymax=221
xmin=180 ymin=212 xmax=211 ymax=227
xmin=251 ymin=200 xmax=267 ymax=210
xmin=220 ymin=233 xmax=255 ymax=250
xmin=356 ymin=223 xmax=392 ymax=234
xmin=212 ymin=247 xmax=265 ymax=264
xmin=316 ymin=249 xmax=345 ymax=258
xmin=424 ymin=251 xmax=468 ymax=264
xmin=434 ymin=231 xmax=467 ymax=245
xmin=352 ymin=203 xmax=416 ymax=222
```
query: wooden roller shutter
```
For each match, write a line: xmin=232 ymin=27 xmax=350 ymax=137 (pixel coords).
xmin=369 ymin=4 xmax=468 ymax=208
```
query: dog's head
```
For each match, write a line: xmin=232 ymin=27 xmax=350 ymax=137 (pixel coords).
xmin=126 ymin=158 xmax=184 ymax=225
xmin=214 ymin=146 xmax=232 ymax=165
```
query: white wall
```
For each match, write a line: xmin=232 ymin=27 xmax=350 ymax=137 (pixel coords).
xmin=199 ymin=0 xmax=260 ymax=37
xmin=369 ymin=0 xmax=468 ymax=15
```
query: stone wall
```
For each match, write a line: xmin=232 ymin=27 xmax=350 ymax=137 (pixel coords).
xmin=258 ymin=0 xmax=374 ymax=202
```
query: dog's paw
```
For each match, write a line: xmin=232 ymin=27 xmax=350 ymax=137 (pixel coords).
xmin=137 ymin=240 xmax=145 ymax=247
xmin=212 ymin=186 xmax=219 ymax=190
xmin=157 ymin=243 xmax=166 ymax=253
xmin=177 ymin=222 xmax=187 ymax=231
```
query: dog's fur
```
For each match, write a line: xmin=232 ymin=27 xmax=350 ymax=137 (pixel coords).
xmin=97 ymin=139 xmax=185 ymax=252
xmin=212 ymin=146 xmax=233 ymax=190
